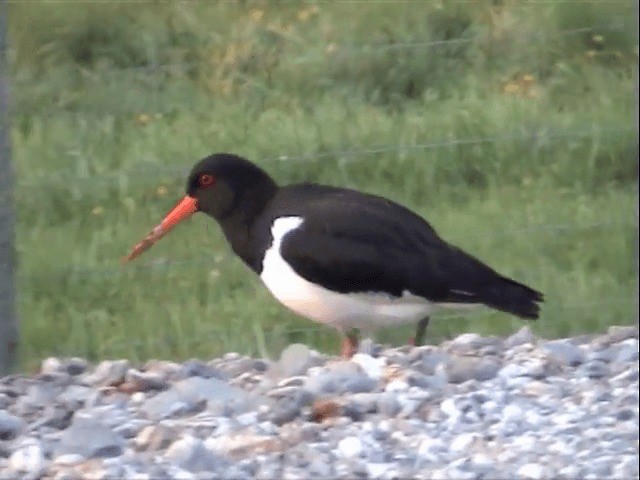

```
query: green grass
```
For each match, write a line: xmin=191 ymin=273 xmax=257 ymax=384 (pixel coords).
xmin=8 ymin=1 xmax=638 ymax=371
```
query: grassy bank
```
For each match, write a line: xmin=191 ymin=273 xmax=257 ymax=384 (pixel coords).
xmin=8 ymin=1 xmax=638 ymax=369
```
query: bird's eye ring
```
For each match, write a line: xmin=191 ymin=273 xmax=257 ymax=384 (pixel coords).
xmin=199 ymin=174 xmax=216 ymax=188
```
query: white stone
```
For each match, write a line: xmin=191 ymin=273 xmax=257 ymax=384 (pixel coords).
xmin=385 ymin=379 xmax=409 ymax=392
xmin=450 ymin=433 xmax=476 ymax=453
xmin=10 ymin=443 xmax=47 ymax=476
xmin=418 ymin=436 xmax=443 ymax=456
xmin=366 ymin=463 xmax=392 ymax=479
xmin=502 ymin=404 xmax=524 ymax=423
xmin=337 ymin=436 xmax=363 ymax=458
xmin=440 ymin=398 xmax=459 ymax=418
xmin=351 ymin=354 xmax=386 ymax=380
xmin=54 ymin=454 xmax=85 ymax=466
xmin=517 ymin=463 xmax=545 ymax=479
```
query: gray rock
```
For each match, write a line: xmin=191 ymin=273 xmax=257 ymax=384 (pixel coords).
xmin=337 ymin=436 xmax=363 ymax=458
xmin=166 ymin=436 xmax=227 ymax=473
xmin=615 ymin=409 xmax=635 ymax=421
xmin=55 ymin=414 xmax=124 ymax=458
xmin=615 ymin=339 xmax=639 ymax=362
xmin=504 ymin=326 xmax=536 ymax=348
xmin=270 ymin=344 xmax=323 ymax=378
xmin=142 ymin=377 xmax=258 ymax=420
xmin=84 ymin=360 xmax=129 ymax=386
xmin=305 ymin=361 xmax=377 ymax=395
xmin=446 ymin=357 xmax=501 ymax=383
xmin=125 ymin=369 xmax=168 ymax=392
xmin=0 ymin=411 xmax=24 ymax=440
xmin=113 ymin=418 xmax=151 ymax=438
xmin=358 ymin=338 xmax=383 ymax=357
xmin=57 ymin=385 xmax=91 ymax=411
xmin=605 ymin=325 xmax=639 ymax=343
xmin=9 ymin=440 xmax=47 ymax=477
xmin=182 ymin=359 xmax=226 ymax=379
xmin=268 ymin=398 xmax=301 ymax=425
xmin=377 ymin=393 xmax=401 ymax=416
xmin=542 ymin=340 xmax=585 ymax=366
xmin=33 ymin=404 xmax=73 ymax=430
xmin=579 ymin=360 xmax=609 ymax=379
xmin=135 ymin=423 xmax=177 ymax=452
xmin=26 ymin=382 xmax=62 ymax=406
xmin=417 ymin=351 xmax=449 ymax=375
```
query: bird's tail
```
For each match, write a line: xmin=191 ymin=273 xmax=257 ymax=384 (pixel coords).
xmin=481 ymin=276 xmax=544 ymax=320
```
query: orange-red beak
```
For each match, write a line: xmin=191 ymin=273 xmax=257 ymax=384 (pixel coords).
xmin=123 ymin=195 xmax=198 ymax=263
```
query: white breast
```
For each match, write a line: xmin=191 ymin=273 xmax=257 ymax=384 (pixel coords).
xmin=259 ymin=216 xmax=434 ymax=332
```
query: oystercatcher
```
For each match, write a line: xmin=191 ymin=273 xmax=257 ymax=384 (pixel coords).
xmin=125 ymin=153 xmax=543 ymax=357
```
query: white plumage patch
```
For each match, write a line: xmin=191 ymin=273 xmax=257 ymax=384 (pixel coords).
xmin=260 ymin=216 xmax=436 ymax=332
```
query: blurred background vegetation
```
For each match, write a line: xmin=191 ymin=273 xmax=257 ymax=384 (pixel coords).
xmin=6 ymin=0 xmax=638 ymax=370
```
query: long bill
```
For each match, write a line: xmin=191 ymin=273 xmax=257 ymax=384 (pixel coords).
xmin=123 ymin=195 xmax=198 ymax=263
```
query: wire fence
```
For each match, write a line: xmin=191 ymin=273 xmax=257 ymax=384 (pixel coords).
xmin=4 ymin=4 xmax=638 ymax=368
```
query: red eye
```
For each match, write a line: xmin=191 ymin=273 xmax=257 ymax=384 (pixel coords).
xmin=199 ymin=174 xmax=216 ymax=188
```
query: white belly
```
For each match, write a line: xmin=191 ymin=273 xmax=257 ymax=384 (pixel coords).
xmin=259 ymin=217 xmax=433 ymax=332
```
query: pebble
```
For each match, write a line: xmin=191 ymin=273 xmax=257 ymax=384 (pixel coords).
xmin=0 ymin=326 xmax=637 ymax=479
xmin=337 ymin=436 xmax=363 ymax=458
xmin=0 ymin=411 xmax=24 ymax=440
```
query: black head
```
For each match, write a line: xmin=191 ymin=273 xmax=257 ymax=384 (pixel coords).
xmin=186 ymin=153 xmax=278 ymax=221
xmin=124 ymin=153 xmax=278 ymax=262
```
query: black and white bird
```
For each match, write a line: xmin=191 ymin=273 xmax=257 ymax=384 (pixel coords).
xmin=125 ymin=153 xmax=544 ymax=357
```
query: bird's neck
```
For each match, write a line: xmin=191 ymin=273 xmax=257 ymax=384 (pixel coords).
xmin=218 ymin=183 xmax=278 ymax=272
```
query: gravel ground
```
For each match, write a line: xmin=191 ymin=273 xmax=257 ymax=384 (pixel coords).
xmin=1 ymin=325 xmax=638 ymax=480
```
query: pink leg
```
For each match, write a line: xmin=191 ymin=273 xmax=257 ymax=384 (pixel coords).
xmin=341 ymin=332 xmax=359 ymax=359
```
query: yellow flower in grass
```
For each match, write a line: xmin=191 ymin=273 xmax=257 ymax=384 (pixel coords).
xmin=298 ymin=5 xmax=319 ymax=21
xmin=135 ymin=113 xmax=152 ymax=126
xmin=92 ymin=206 xmax=104 ymax=216
xmin=250 ymin=9 xmax=264 ymax=22
xmin=156 ymin=186 xmax=167 ymax=197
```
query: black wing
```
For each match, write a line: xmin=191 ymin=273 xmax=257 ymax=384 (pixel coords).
xmin=270 ymin=185 xmax=543 ymax=318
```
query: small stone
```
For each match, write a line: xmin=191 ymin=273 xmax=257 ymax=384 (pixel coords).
xmin=305 ymin=362 xmax=377 ymax=395
xmin=41 ymin=357 xmax=63 ymax=375
xmin=446 ymin=356 xmax=500 ymax=383
xmin=351 ymin=353 xmax=385 ymax=380
xmin=377 ymin=393 xmax=401 ymax=416
xmin=0 ymin=411 xmax=24 ymax=440
xmin=85 ymin=360 xmax=129 ymax=386
xmin=450 ymin=433 xmax=476 ymax=453
xmin=616 ymin=409 xmax=635 ymax=421
xmin=579 ymin=360 xmax=609 ymax=379
xmin=517 ymin=463 xmax=545 ymax=479
xmin=135 ymin=424 xmax=176 ymax=451
xmin=57 ymin=385 xmax=91 ymax=411
xmin=182 ymin=359 xmax=225 ymax=379
xmin=615 ymin=339 xmax=639 ymax=362
xmin=55 ymin=414 xmax=124 ymax=458
xmin=166 ymin=436 xmax=227 ymax=473
xmin=440 ymin=398 xmax=459 ymax=418
xmin=385 ymin=379 xmax=409 ymax=392
xmin=53 ymin=454 xmax=85 ymax=466
xmin=502 ymin=403 xmax=524 ymax=423
xmin=123 ymin=369 xmax=168 ymax=392
xmin=606 ymin=325 xmax=639 ymax=343
xmin=504 ymin=326 xmax=536 ymax=348
xmin=270 ymin=344 xmax=322 ymax=378
xmin=66 ymin=358 xmax=89 ymax=376
xmin=268 ymin=398 xmax=301 ymax=426
xmin=418 ymin=351 xmax=449 ymax=375
xmin=542 ymin=340 xmax=585 ymax=366
xmin=9 ymin=441 xmax=47 ymax=477
xmin=337 ymin=436 xmax=362 ymax=458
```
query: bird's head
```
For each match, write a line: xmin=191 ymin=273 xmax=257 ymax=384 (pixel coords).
xmin=123 ymin=153 xmax=277 ymax=262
